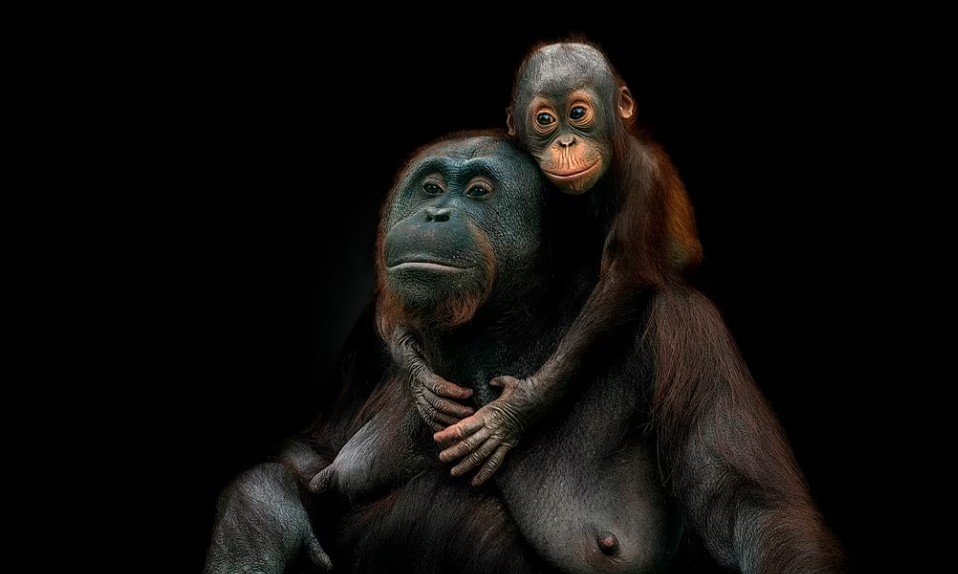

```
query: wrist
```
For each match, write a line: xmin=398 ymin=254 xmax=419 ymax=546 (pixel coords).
xmin=510 ymin=379 xmax=547 ymax=424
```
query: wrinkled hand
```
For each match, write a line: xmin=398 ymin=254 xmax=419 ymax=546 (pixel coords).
xmin=391 ymin=326 xmax=475 ymax=431
xmin=433 ymin=376 xmax=529 ymax=486
xmin=410 ymin=369 xmax=475 ymax=431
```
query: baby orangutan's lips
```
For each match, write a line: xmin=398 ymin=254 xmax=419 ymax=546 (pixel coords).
xmin=544 ymin=161 xmax=600 ymax=181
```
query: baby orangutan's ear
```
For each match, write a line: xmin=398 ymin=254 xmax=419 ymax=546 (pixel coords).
xmin=618 ymin=86 xmax=635 ymax=121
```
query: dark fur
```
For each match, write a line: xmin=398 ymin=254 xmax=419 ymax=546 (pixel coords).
xmin=506 ymin=41 xmax=846 ymax=571
xmin=204 ymin=132 xmax=844 ymax=573
xmin=508 ymin=38 xmax=703 ymax=283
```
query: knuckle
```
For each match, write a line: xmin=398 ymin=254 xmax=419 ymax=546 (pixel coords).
xmin=467 ymin=451 xmax=485 ymax=466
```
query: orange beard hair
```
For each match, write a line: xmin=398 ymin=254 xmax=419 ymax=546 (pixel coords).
xmin=376 ymin=219 xmax=497 ymax=342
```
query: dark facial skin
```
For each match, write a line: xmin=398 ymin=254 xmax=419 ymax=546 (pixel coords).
xmin=381 ymin=169 xmax=497 ymax=322
xmin=380 ymin=136 xmax=544 ymax=329
xmin=507 ymin=43 xmax=635 ymax=195
xmin=374 ymin=135 xmax=556 ymax=437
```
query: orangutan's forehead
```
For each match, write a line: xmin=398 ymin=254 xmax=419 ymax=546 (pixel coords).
xmin=520 ymin=43 xmax=615 ymax=100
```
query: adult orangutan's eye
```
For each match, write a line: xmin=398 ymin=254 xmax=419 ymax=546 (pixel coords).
xmin=423 ymin=183 xmax=444 ymax=195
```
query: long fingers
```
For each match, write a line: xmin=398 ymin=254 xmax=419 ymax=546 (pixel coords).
xmin=423 ymin=373 xmax=473 ymax=400
xmin=422 ymin=385 xmax=474 ymax=418
xmin=450 ymin=437 xmax=500 ymax=478
xmin=439 ymin=428 xmax=491 ymax=462
xmin=433 ymin=413 xmax=486 ymax=445
xmin=415 ymin=397 xmax=460 ymax=430
xmin=470 ymin=445 xmax=511 ymax=486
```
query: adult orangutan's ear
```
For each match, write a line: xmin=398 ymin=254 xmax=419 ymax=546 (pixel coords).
xmin=618 ymin=86 xmax=635 ymax=120
xmin=506 ymin=107 xmax=517 ymax=136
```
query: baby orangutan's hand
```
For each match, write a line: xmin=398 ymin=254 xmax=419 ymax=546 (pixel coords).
xmin=433 ymin=376 xmax=529 ymax=486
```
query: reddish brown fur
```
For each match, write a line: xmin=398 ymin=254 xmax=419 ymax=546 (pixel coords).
xmin=606 ymin=78 xmax=703 ymax=284
xmin=508 ymin=40 xmax=844 ymax=571
xmin=645 ymin=288 xmax=845 ymax=571
xmin=510 ymin=38 xmax=703 ymax=286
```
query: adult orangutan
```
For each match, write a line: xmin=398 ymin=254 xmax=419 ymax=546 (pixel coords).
xmin=207 ymin=132 xmax=844 ymax=573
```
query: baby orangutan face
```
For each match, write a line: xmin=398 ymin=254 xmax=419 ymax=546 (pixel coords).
xmin=508 ymin=43 xmax=635 ymax=195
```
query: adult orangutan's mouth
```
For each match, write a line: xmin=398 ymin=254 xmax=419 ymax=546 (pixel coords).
xmin=387 ymin=257 xmax=475 ymax=272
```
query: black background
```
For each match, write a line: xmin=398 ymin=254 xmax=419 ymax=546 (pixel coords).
xmin=148 ymin=14 xmax=932 ymax=572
